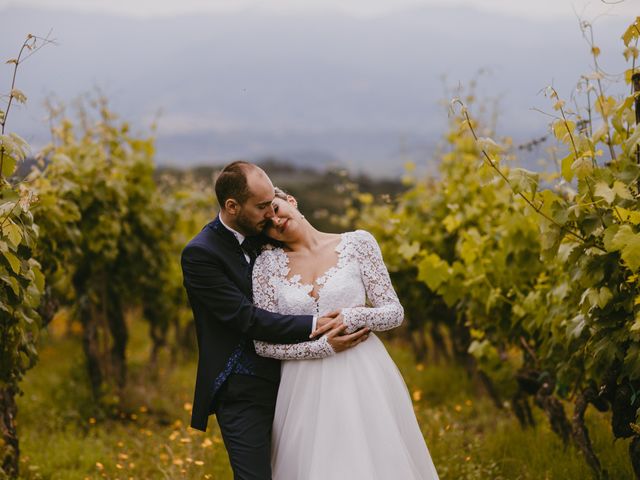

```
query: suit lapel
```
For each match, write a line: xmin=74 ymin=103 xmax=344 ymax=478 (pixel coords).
xmin=208 ymin=215 xmax=253 ymax=287
xmin=209 ymin=216 xmax=239 ymax=246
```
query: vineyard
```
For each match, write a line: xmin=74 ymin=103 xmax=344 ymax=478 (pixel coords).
xmin=1 ymin=16 xmax=640 ymax=480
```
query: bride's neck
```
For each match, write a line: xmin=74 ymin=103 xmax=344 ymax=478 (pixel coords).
xmin=286 ymin=222 xmax=324 ymax=253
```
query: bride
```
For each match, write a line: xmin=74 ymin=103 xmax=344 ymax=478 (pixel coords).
xmin=251 ymin=188 xmax=440 ymax=479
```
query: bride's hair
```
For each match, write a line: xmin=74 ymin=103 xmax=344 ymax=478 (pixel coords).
xmin=273 ymin=186 xmax=289 ymax=201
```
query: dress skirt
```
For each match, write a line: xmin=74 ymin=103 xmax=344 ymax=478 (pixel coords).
xmin=271 ymin=334 xmax=440 ymax=480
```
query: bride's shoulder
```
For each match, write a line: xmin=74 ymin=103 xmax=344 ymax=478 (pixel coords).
xmin=343 ymin=229 xmax=379 ymax=249
xmin=344 ymin=229 xmax=376 ymax=240
xmin=254 ymin=244 xmax=287 ymax=271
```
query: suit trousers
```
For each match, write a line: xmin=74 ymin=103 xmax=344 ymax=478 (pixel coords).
xmin=214 ymin=373 xmax=279 ymax=480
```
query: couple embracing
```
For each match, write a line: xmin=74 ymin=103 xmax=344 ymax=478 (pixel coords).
xmin=181 ymin=161 xmax=439 ymax=479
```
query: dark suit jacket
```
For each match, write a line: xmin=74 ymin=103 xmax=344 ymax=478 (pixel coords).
xmin=181 ymin=216 xmax=314 ymax=431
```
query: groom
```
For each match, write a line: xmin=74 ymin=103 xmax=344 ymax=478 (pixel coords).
xmin=181 ymin=161 xmax=368 ymax=479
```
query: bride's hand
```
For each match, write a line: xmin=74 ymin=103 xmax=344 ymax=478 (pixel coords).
xmin=310 ymin=310 xmax=342 ymax=338
xmin=326 ymin=324 xmax=370 ymax=353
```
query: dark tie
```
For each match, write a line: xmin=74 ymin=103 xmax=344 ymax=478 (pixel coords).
xmin=240 ymin=238 xmax=257 ymax=266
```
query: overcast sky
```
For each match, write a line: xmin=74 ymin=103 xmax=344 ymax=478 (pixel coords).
xmin=1 ymin=0 xmax=638 ymax=19
xmin=1 ymin=0 xmax=638 ymax=175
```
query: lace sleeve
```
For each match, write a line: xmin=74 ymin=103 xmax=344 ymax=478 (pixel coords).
xmin=252 ymin=248 xmax=279 ymax=312
xmin=342 ymin=230 xmax=404 ymax=333
xmin=254 ymin=337 xmax=335 ymax=360
xmin=252 ymin=248 xmax=335 ymax=360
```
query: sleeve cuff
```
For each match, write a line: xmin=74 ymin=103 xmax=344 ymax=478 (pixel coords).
xmin=320 ymin=335 xmax=337 ymax=356
xmin=341 ymin=308 xmax=365 ymax=333
xmin=311 ymin=314 xmax=318 ymax=332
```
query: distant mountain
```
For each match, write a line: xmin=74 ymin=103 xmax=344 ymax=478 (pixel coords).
xmin=0 ymin=6 xmax=633 ymax=176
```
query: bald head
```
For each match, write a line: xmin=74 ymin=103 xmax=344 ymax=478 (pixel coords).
xmin=215 ymin=161 xmax=264 ymax=207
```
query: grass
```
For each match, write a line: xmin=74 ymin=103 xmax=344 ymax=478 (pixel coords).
xmin=14 ymin=317 xmax=635 ymax=479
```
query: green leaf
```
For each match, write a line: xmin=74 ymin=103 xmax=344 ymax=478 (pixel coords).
xmin=557 ymin=241 xmax=580 ymax=263
xmin=551 ymin=202 xmax=569 ymax=225
xmin=612 ymin=181 xmax=634 ymax=201
xmin=608 ymin=225 xmax=640 ymax=271
xmin=32 ymin=265 xmax=44 ymax=293
xmin=417 ymin=253 xmax=450 ymax=291
xmin=0 ymin=274 xmax=20 ymax=295
xmin=9 ymin=133 xmax=30 ymax=154
xmin=468 ymin=339 xmax=491 ymax=358
xmin=622 ymin=241 xmax=640 ymax=272
xmin=476 ymin=137 xmax=503 ymax=156
xmin=561 ymin=153 xmax=575 ymax=182
xmin=10 ymin=89 xmax=26 ymax=104
xmin=540 ymin=220 xmax=562 ymax=252
xmin=459 ymin=235 xmax=479 ymax=264
xmin=442 ymin=214 xmax=461 ymax=233
xmin=608 ymin=224 xmax=636 ymax=251
xmin=594 ymin=182 xmax=615 ymax=204
xmin=596 ymin=287 xmax=613 ymax=309
xmin=0 ymin=154 xmax=16 ymax=178
xmin=552 ymin=119 xmax=576 ymax=144
xmin=571 ymin=155 xmax=593 ymax=179
xmin=622 ymin=17 xmax=640 ymax=46
xmin=567 ymin=314 xmax=586 ymax=339
xmin=508 ymin=168 xmax=539 ymax=197
xmin=0 ymin=134 xmax=27 ymax=162
xmin=617 ymin=207 xmax=640 ymax=225
xmin=4 ymin=251 xmax=20 ymax=273
xmin=603 ymin=225 xmax=620 ymax=252
xmin=592 ymin=123 xmax=609 ymax=143
xmin=2 ymin=223 xmax=22 ymax=246
xmin=626 ymin=126 xmax=640 ymax=154
xmin=398 ymin=241 xmax=420 ymax=260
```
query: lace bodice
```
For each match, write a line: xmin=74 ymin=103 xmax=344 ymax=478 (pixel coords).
xmin=252 ymin=230 xmax=404 ymax=360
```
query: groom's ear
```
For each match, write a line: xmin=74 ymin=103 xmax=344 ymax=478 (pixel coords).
xmin=224 ymin=198 xmax=240 ymax=215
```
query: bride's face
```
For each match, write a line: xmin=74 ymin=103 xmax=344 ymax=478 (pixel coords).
xmin=265 ymin=196 xmax=302 ymax=242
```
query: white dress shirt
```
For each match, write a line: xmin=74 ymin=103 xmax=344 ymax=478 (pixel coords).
xmin=219 ymin=215 xmax=250 ymax=263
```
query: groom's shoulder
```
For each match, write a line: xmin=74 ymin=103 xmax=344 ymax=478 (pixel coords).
xmin=182 ymin=220 xmax=222 ymax=258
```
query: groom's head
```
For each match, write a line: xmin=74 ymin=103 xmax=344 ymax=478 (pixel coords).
xmin=215 ymin=161 xmax=276 ymax=236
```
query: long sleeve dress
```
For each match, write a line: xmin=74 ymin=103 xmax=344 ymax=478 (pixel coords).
xmin=252 ymin=230 xmax=440 ymax=480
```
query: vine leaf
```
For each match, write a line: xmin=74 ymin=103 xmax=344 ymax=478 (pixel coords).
xmin=622 ymin=17 xmax=640 ymax=46
xmin=3 ymin=223 xmax=22 ymax=246
xmin=417 ymin=253 xmax=450 ymax=291
xmin=508 ymin=168 xmax=539 ymax=197
xmin=594 ymin=182 xmax=615 ymax=204
xmin=561 ymin=153 xmax=575 ymax=182
xmin=10 ymin=88 xmax=27 ymax=104
xmin=605 ymin=224 xmax=640 ymax=272
xmin=617 ymin=207 xmax=640 ymax=225
xmin=398 ymin=241 xmax=420 ymax=260
xmin=4 ymin=250 xmax=20 ymax=273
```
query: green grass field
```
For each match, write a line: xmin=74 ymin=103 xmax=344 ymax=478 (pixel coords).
xmin=15 ymin=316 xmax=634 ymax=479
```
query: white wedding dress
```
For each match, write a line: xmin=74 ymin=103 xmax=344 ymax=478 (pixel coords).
xmin=252 ymin=230 xmax=439 ymax=480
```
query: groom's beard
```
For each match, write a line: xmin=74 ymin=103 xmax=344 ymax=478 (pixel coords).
xmin=236 ymin=211 xmax=266 ymax=236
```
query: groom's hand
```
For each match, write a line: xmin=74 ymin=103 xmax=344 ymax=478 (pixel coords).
xmin=310 ymin=310 xmax=342 ymax=338
xmin=326 ymin=324 xmax=370 ymax=353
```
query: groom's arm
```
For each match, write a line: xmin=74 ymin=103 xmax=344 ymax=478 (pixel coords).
xmin=181 ymin=244 xmax=314 ymax=344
